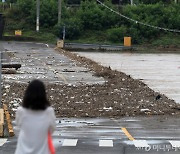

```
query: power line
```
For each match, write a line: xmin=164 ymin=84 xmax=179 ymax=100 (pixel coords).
xmin=96 ymin=0 xmax=180 ymax=33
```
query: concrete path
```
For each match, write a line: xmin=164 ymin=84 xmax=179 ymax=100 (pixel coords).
xmin=1 ymin=42 xmax=180 ymax=154
xmin=1 ymin=117 xmax=180 ymax=154
xmin=0 ymin=42 xmax=10 ymax=63
xmin=75 ymin=52 xmax=180 ymax=104
xmin=1 ymin=41 xmax=104 ymax=85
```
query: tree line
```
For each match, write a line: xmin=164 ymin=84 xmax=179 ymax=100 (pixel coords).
xmin=2 ymin=0 xmax=180 ymax=43
xmin=2 ymin=0 xmax=178 ymax=4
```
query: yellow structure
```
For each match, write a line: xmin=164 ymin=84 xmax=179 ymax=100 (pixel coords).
xmin=57 ymin=40 xmax=64 ymax=48
xmin=124 ymin=37 xmax=131 ymax=47
xmin=3 ymin=104 xmax=14 ymax=137
xmin=0 ymin=109 xmax=4 ymax=137
xmin=15 ymin=30 xmax=22 ymax=36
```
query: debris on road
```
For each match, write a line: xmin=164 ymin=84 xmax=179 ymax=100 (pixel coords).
xmin=2 ymin=45 xmax=180 ymax=119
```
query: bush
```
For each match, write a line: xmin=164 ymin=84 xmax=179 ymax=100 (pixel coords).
xmin=3 ymin=0 xmax=180 ymax=44
xmin=54 ymin=18 xmax=83 ymax=40
xmin=77 ymin=0 xmax=118 ymax=30
xmin=4 ymin=7 xmax=31 ymax=31
xmin=121 ymin=3 xmax=179 ymax=42
xmin=39 ymin=0 xmax=58 ymax=28
xmin=107 ymin=26 xmax=127 ymax=43
xmin=139 ymin=0 xmax=172 ymax=4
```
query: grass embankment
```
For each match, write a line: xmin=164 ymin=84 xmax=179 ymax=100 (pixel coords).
xmin=3 ymin=30 xmax=180 ymax=53
xmin=67 ymin=32 xmax=180 ymax=49
xmin=3 ymin=30 xmax=57 ymax=44
xmin=152 ymin=35 xmax=180 ymax=47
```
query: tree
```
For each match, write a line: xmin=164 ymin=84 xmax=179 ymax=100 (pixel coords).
xmin=40 ymin=0 xmax=58 ymax=28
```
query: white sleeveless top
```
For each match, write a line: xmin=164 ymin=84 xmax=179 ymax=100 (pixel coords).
xmin=15 ymin=106 xmax=56 ymax=154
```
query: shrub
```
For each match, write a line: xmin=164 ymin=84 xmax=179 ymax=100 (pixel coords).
xmin=77 ymin=0 xmax=118 ymax=30
xmin=107 ymin=26 xmax=127 ymax=43
xmin=39 ymin=0 xmax=58 ymax=28
xmin=54 ymin=18 xmax=83 ymax=40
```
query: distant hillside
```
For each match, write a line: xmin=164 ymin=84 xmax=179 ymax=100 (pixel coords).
xmin=1 ymin=0 xmax=180 ymax=46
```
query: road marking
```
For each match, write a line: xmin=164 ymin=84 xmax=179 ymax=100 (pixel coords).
xmin=169 ymin=141 xmax=180 ymax=147
xmin=121 ymin=127 xmax=135 ymax=141
xmin=99 ymin=140 xmax=113 ymax=147
xmin=62 ymin=139 xmax=78 ymax=146
xmin=121 ymin=127 xmax=150 ymax=148
xmin=44 ymin=63 xmax=68 ymax=84
xmin=48 ymin=66 xmax=68 ymax=84
xmin=133 ymin=140 xmax=149 ymax=148
xmin=0 ymin=139 xmax=7 ymax=146
xmin=55 ymin=73 xmax=68 ymax=84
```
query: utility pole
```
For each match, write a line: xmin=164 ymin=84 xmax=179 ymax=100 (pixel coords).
xmin=130 ymin=0 xmax=133 ymax=5
xmin=0 ymin=43 xmax=3 ymax=108
xmin=36 ymin=0 xmax=40 ymax=32
xmin=58 ymin=0 xmax=61 ymax=24
xmin=0 ymin=49 xmax=1 ymax=108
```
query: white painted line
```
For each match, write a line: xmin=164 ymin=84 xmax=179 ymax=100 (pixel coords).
xmin=133 ymin=140 xmax=150 ymax=148
xmin=52 ymin=131 xmax=61 ymax=136
xmin=169 ymin=141 xmax=180 ymax=147
xmin=0 ymin=139 xmax=7 ymax=146
xmin=99 ymin=140 xmax=113 ymax=147
xmin=62 ymin=139 xmax=78 ymax=146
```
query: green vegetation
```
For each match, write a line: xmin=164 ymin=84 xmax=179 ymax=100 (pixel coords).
xmin=152 ymin=34 xmax=180 ymax=46
xmin=0 ymin=0 xmax=179 ymax=47
xmin=4 ymin=30 xmax=57 ymax=44
xmin=21 ymin=31 xmax=57 ymax=44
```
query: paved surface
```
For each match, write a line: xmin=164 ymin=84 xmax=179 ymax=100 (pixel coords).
xmin=1 ymin=117 xmax=180 ymax=154
xmin=75 ymin=52 xmax=180 ymax=104
xmin=0 ymin=42 xmax=180 ymax=154
xmin=0 ymin=42 xmax=10 ymax=63
xmin=1 ymin=41 xmax=104 ymax=85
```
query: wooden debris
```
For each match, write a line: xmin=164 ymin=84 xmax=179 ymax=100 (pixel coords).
xmin=2 ymin=69 xmax=16 ymax=74
xmin=2 ymin=63 xmax=21 ymax=70
xmin=3 ymin=104 xmax=14 ymax=137
xmin=0 ymin=109 xmax=4 ymax=137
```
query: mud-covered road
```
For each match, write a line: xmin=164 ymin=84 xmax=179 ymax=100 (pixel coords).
xmin=1 ymin=41 xmax=180 ymax=118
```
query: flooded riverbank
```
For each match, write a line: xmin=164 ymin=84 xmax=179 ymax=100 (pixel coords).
xmin=75 ymin=51 xmax=180 ymax=104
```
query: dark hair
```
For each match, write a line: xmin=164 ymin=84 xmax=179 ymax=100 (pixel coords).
xmin=22 ymin=79 xmax=50 ymax=110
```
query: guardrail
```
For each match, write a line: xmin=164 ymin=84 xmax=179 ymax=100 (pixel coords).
xmin=64 ymin=42 xmax=134 ymax=51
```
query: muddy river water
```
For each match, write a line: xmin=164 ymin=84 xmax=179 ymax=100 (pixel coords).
xmin=75 ymin=52 xmax=180 ymax=104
